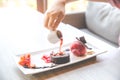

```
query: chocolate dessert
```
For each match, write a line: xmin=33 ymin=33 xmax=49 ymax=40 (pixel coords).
xmin=50 ymin=51 xmax=70 ymax=64
xmin=49 ymin=37 xmax=70 ymax=64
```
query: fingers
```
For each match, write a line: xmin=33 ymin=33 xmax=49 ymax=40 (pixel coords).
xmin=48 ymin=13 xmax=59 ymax=30
xmin=44 ymin=11 xmax=65 ymax=31
xmin=53 ymin=13 xmax=65 ymax=30
xmin=44 ymin=12 xmax=50 ymax=29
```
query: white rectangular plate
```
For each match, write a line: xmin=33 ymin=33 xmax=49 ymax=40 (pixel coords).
xmin=13 ymin=43 xmax=107 ymax=75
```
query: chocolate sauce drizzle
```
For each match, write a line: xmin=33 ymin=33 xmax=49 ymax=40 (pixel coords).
xmin=24 ymin=64 xmax=57 ymax=69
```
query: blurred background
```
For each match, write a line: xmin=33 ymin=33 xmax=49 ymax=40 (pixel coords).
xmin=0 ymin=0 xmax=88 ymax=13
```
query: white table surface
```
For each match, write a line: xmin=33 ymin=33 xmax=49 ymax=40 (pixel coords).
xmin=0 ymin=7 xmax=120 ymax=80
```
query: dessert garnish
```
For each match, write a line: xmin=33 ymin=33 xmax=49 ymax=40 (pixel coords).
xmin=76 ymin=36 xmax=92 ymax=50
xmin=18 ymin=54 xmax=57 ymax=69
xmin=42 ymin=54 xmax=51 ymax=63
xmin=18 ymin=54 xmax=36 ymax=68
xmin=87 ymin=50 xmax=95 ymax=55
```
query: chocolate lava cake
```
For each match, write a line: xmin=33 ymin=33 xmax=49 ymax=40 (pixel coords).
xmin=50 ymin=51 xmax=70 ymax=64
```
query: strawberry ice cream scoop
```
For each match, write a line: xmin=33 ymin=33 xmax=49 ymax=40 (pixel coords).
xmin=70 ymin=41 xmax=86 ymax=56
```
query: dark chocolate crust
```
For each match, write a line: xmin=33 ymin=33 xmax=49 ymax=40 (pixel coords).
xmin=50 ymin=53 xmax=70 ymax=64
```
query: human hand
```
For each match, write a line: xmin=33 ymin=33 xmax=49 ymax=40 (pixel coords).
xmin=44 ymin=1 xmax=66 ymax=31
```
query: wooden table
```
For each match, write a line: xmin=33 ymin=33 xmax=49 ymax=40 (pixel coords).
xmin=0 ymin=7 xmax=120 ymax=80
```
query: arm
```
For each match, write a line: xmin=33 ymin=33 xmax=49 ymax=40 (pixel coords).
xmin=90 ymin=0 xmax=120 ymax=9
xmin=89 ymin=0 xmax=107 ymax=2
xmin=62 ymin=12 xmax=86 ymax=29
